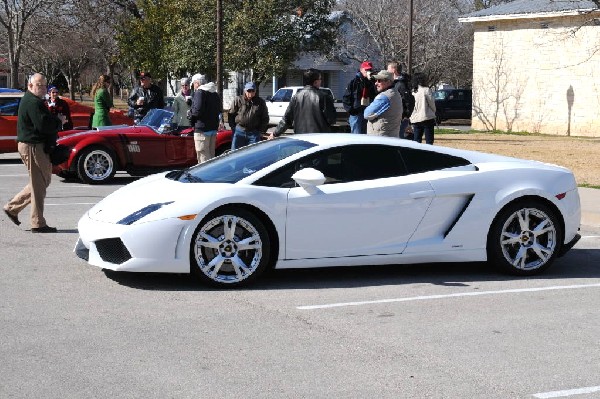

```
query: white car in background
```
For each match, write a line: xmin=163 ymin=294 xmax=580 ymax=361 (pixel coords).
xmin=75 ymin=134 xmax=581 ymax=288
xmin=265 ymin=86 xmax=347 ymax=129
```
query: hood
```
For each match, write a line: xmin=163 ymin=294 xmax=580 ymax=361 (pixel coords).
xmin=86 ymin=173 xmax=231 ymax=224
xmin=199 ymin=82 xmax=216 ymax=93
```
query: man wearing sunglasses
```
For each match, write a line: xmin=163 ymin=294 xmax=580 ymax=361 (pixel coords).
xmin=228 ymin=82 xmax=269 ymax=150
xmin=363 ymin=70 xmax=403 ymax=137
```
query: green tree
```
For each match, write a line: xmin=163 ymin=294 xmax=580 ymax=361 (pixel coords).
xmin=116 ymin=0 xmax=337 ymax=84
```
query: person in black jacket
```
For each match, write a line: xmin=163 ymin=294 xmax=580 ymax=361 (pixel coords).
xmin=127 ymin=72 xmax=165 ymax=123
xmin=190 ymin=74 xmax=222 ymax=163
xmin=270 ymin=68 xmax=336 ymax=138
xmin=46 ymin=86 xmax=73 ymax=131
xmin=387 ymin=61 xmax=415 ymax=139
xmin=342 ymin=61 xmax=376 ymax=134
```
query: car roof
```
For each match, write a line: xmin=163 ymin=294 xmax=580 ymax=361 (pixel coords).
xmin=285 ymin=133 xmax=525 ymax=165
xmin=0 ymin=92 xmax=24 ymax=98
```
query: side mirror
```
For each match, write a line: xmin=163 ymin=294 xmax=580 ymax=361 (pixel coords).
xmin=292 ymin=168 xmax=326 ymax=193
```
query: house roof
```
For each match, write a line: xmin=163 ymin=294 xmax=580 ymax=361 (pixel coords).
xmin=459 ymin=0 xmax=600 ymax=22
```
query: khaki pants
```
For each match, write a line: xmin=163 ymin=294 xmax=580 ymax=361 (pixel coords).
xmin=194 ymin=132 xmax=216 ymax=164
xmin=4 ymin=142 xmax=52 ymax=228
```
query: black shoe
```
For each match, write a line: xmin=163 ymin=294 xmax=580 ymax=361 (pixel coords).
xmin=32 ymin=225 xmax=58 ymax=233
xmin=4 ymin=209 xmax=20 ymax=226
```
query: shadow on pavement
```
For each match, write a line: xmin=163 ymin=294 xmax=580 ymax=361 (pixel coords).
xmin=102 ymin=247 xmax=600 ymax=292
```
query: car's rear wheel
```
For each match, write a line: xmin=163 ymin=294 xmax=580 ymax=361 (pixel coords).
xmin=190 ymin=208 xmax=270 ymax=287
xmin=487 ymin=201 xmax=563 ymax=275
xmin=76 ymin=146 xmax=117 ymax=184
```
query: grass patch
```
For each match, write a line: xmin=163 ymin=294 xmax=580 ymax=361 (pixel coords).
xmin=579 ymin=183 xmax=600 ymax=189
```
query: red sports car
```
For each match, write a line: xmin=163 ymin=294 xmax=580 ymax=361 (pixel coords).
xmin=53 ymin=109 xmax=233 ymax=184
xmin=0 ymin=91 xmax=132 ymax=154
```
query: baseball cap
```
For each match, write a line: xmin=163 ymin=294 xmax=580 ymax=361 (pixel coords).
xmin=371 ymin=70 xmax=394 ymax=81
xmin=244 ymin=82 xmax=256 ymax=91
xmin=360 ymin=61 xmax=373 ymax=70
xmin=139 ymin=72 xmax=152 ymax=79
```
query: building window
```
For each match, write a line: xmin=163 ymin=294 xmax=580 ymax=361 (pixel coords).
xmin=487 ymin=25 xmax=496 ymax=32
xmin=540 ymin=22 xmax=549 ymax=29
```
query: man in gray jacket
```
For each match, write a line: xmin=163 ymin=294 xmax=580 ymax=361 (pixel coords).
xmin=269 ymin=68 xmax=336 ymax=138
xmin=363 ymin=70 xmax=403 ymax=137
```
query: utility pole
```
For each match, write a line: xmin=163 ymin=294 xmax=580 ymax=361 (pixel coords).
xmin=407 ymin=0 xmax=414 ymax=74
xmin=216 ymin=0 xmax=223 ymax=106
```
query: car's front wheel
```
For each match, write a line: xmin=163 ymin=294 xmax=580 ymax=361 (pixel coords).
xmin=487 ymin=201 xmax=563 ymax=275
xmin=76 ymin=146 xmax=117 ymax=184
xmin=190 ymin=208 xmax=270 ymax=287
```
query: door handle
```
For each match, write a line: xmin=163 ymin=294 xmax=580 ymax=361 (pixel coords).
xmin=409 ymin=190 xmax=435 ymax=199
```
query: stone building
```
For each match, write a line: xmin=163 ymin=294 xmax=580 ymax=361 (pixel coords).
xmin=459 ymin=0 xmax=600 ymax=137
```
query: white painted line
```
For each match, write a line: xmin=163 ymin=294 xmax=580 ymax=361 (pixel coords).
xmin=297 ymin=283 xmax=600 ymax=310
xmin=581 ymin=235 xmax=600 ymax=239
xmin=46 ymin=202 xmax=96 ymax=206
xmin=532 ymin=385 xmax=600 ymax=398
xmin=0 ymin=174 xmax=28 ymax=177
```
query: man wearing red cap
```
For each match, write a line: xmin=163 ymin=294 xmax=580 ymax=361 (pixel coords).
xmin=342 ymin=61 xmax=377 ymax=134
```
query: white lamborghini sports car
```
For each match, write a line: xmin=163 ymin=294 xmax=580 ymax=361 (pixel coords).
xmin=75 ymin=134 xmax=581 ymax=287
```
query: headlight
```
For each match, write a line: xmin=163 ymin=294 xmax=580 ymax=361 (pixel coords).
xmin=117 ymin=202 xmax=174 ymax=225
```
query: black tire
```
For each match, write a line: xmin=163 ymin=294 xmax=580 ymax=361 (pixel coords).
xmin=487 ymin=200 xmax=563 ymax=275
xmin=76 ymin=146 xmax=117 ymax=184
xmin=190 ymin=208 xmax=271 ymax=287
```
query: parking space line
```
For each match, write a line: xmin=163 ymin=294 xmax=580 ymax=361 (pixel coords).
xmin=46 ymin=202 xmax=97 ymax=206
xmin=296 ymin=283 xmax=600 ymax=310
xmin=532 ymin=385 xmax=600 ymax=398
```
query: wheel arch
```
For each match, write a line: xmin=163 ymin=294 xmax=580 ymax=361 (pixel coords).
xmin=71 ymin=138 xmax=123 ymax=171
xmin=199 ymin=203 xmax=280 ymax=269
xmin=486 ymin=194 xmax=565 ymax=251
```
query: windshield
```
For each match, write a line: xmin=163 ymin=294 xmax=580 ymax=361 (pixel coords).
xmin=168 ymin=137 xmax=316 ymax=184
xmin=138 ymin=109 xmax=174 ymax=130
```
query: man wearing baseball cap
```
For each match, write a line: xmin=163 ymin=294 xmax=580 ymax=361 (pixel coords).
xmin=228 ymin=82 xmax=269 ymax=150
xmin=363 ymin=70 xmax=403 ymax=137
xmin=342 ymin=60 xmax=376 ymax=134
xmin=127 ymin=72 xmax=165 ymax=123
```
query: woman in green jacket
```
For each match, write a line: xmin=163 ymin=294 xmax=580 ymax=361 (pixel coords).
xmin=91 ymin=74 xmax=113 ymax=128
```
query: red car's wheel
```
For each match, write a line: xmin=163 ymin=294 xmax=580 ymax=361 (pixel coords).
xmin=76 ymin=146 xmax=117 ymax=184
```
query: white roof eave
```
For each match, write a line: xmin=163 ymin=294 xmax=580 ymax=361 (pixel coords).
xmin=459 ymin=8 xmax=597 ymax=23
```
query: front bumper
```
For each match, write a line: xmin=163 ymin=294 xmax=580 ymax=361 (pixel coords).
xmin=75 ymin=211 xmax=195 ymax=273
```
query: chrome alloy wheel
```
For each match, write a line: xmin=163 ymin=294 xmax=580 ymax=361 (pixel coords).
xmin=499 ymin=207 xmax=558 ymax=271
xmin=193 ymin=214 xmax=264 ymax=284
xmin=83 ymin=149 xmax=114 ymax=181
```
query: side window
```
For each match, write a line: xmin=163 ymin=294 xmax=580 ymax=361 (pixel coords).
xmin=399 ymin=147 xmax=471 ymax=174
xmin=255 ymin=145 xmax=408 ymax=187
xmin=341 ymin=145 xmax=407 ymax=181
xmin=272 ymin=89 xmax=293 ymax=102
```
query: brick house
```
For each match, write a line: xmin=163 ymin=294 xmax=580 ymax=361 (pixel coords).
xmin=459 ymin=0 xmax=600 ymax=137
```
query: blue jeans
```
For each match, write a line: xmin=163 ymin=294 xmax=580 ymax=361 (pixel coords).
xmin=412 ymin=119 xmax=436 ymax=145
xmin=232 ymin=127 xmax=261 ymax=150
xmin=348 ymin=114 xmax=367 ymax=134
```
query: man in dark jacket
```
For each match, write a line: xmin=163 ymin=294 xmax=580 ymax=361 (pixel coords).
xmin=387 ymin=61 xmax=415 ymax=139
xmin=4 ymin=73 xmax=62 ymax=233
xmin=228 ymin=82 xmax=269 ymax=149
xmin=190 ymin=74 xmax=222 ymax=163
xmin=342 ymin=61 xmax=376 ymax=134
xmin=127 ymin=72 xmax=165 ymax=123
xmin=270 ymin=68 xmax=336 ymax=137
